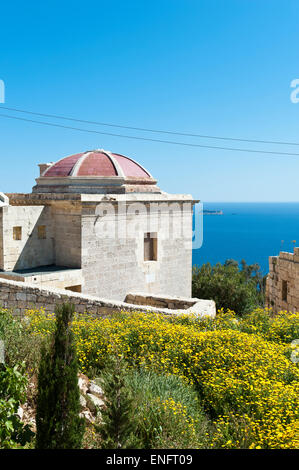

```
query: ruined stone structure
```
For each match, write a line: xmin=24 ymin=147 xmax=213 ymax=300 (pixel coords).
xmin=0 ymin=149 xmax=215 ymax=316
xmin=266 ymin=248 xmax=299 ymax=313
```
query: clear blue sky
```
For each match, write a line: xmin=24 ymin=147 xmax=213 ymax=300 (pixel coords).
xmin=1 ymin=0 xmax=299 ymax=202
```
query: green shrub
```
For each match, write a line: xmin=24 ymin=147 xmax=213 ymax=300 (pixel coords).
xmin=96 ymin=355 xmax=140 ymax=449
xmin=36 ymin=303 xmax=85 ymax=449
xmin=0 ymin=308 xmax=44 ymax=373
xmin=192 ymin=260 xmax=265 ymax=315
xmin=0 ymin=363 xmax=33 ymax=448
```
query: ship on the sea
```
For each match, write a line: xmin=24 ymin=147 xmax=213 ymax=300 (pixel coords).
xmin=203 ymin=210 xmax=223 ymax=215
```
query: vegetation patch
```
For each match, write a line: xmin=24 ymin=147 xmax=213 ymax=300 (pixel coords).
xmin=20 ymin=306 xmax=299 ymax=449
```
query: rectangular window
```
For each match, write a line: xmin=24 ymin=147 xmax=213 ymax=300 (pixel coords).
xmin=13 ymin=226 xmax=22 ymax=241
xmin=282 ymin=280 xmax=288 ymax=302
xmin=144 ymin=232 xmax=157 ymax=261
xmin=38 ymin=225 xmax=47 ymax=240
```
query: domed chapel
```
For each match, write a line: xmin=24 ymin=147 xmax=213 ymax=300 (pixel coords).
xmin=0 ymin=149 xmax=198 ymax=303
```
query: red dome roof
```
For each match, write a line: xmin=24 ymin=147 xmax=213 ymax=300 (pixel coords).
xmin=43 ymin=150 xmax=152 ymax=179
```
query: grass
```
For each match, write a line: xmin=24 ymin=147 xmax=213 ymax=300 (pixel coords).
xmin=123 ymin=369 xmax=210 ymax=448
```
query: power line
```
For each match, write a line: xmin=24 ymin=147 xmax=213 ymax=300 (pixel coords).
xmin=1 ymin=112 xmax=299 ymax=157
xmin=0 ymin=104 xmax=299 ymax=147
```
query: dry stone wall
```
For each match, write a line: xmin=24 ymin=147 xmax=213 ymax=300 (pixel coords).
xmin=0 ymin=278 xmax=215 ymax=319
xmin=266 ymin=248 xmax=299 ymax=313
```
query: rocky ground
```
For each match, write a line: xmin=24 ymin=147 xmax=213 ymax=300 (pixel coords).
xmin=17 ymin=373 xmax=105 ymax=433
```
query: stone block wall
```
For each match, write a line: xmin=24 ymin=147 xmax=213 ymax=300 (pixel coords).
xmin=51 ymin=202 xmax=82 ymax=268
xmin=1 ymin=205 xmax=54 ymax=271
xmin=266 ymin=248 xmax=299 ymax=313
xmin=0 ymin=268 xmax=83 ymax=290
xmin=125 ymin=293 xmax=196 ymax=309
xmin=81 ymin=201 xmax=193 ymax=301
xmin=0 ymin=278 xmax=215 ymax=319
xmin=0 ymin=277 xmax=143 ymax=318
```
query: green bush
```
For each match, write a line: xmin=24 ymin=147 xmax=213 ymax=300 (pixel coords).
xmin=0 ymin=363 xmax=33 ymax=448
xmin=96 ymin=355 xmax=141 ymax=449
xmin=0 ymin=308 xmax=44 ymax=373
xmin=192 ymin=260 xmax=265 ymax=315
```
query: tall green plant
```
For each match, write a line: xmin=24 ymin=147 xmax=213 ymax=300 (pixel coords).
xmin=96 ymin=355 xmax=139 ymax=449
xmin=36 ymin=303 xmax=84 ymax=449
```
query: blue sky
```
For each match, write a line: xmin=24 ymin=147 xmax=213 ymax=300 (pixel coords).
xmin=0 ymin=0 xmax=299 ymax=202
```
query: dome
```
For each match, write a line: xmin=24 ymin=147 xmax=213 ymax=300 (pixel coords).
xmin=42 ymin=150 xmax=152 ymax=179
xmin=33 ymin=149 xmax=159 ymax=194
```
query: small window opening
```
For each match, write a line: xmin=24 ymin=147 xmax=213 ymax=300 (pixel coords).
xmin=38 ymin=225 xmax=47 ymax=239
xmin=144 ymin=232 xmax=157 ymax=261
xmin=13 ymin=226 xmax=22 ymax=240
xmin=282 ymin=280 xmax=288 ymax=302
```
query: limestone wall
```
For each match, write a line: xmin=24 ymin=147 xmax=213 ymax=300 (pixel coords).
xmin=125 ymin=292 xmax=196 ymax=309
xmin=0 ymin=278 xmax=214 ymax=319
xmin=266 ymin=248 xmax=299 ymax=313
xmin=51 ymin=202 xmax=82 ymax=268
xmin=125 ymin=292 xmax=216 ymax=317
xmin=0 ymin=277 xmax=128 ymax=318
xmin=81 ymin=202 xmax=193 ymax=301
xmin=0 ymin=268 xmax=83 ymax=290
xmin=1 ymin=205 xmax=54 ymax=271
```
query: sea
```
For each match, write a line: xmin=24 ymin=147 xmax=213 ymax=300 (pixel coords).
xmin=192 ymin=202 xmax=299 ymax=275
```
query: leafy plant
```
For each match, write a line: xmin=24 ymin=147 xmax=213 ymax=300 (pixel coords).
xmin=192 ymin=260 xmax=265 ymax=315
xmin=0 ymin=363 xmax=33 ymax=448
xmin=0 ymin=308 xmax=44 ymax=373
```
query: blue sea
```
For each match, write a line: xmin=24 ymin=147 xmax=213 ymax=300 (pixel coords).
xmin=192 ymin=202 xmax=299 ymax=274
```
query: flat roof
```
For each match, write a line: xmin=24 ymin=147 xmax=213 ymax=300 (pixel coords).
xmin=0 ymin=265 xmax=81 ymax=278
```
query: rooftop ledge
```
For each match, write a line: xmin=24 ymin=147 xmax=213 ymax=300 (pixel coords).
xmin=5 ymin=192 xmax=199 ymax=205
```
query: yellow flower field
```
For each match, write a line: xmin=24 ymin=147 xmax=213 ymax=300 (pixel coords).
xmin=26 ymin=308 xmax=299 ymax=449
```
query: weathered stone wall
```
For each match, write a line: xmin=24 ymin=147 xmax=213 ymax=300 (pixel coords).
xmin=266 ymin=248 xmax=299 ymax=313
xmin=125 ymin=292 xmax=216 ymax=317
xmin=0 ymin=278 xmax=215 ymax=319
xmin=51 ymin=202 xmax=82 ymax=268
xmin=125 ymin=292 xmax=196 ymax=309
xmin=1 ymin=205 xmax=54 ymax=271
xmin=0 ymin=277 xmax=126 ymax=318
xmin=81 ymin=202 xmax=193 ymax=301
